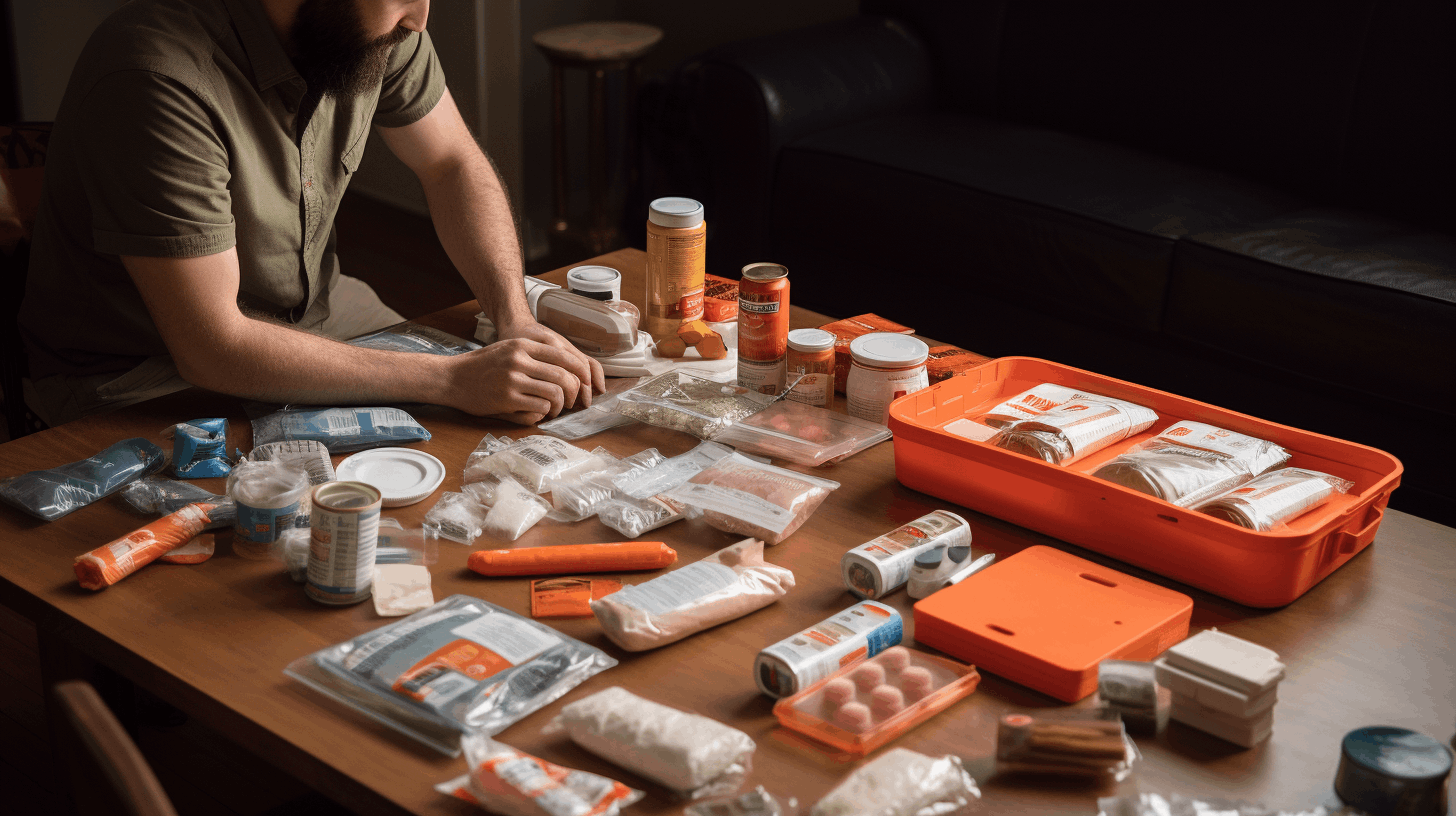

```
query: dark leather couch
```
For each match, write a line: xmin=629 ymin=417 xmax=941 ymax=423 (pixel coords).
xmin=641 ymin=0 xmax=1456 ymax=525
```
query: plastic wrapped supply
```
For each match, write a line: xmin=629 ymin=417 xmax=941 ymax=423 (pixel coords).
xmin=713 ymin=401 xmax=892 ymax=466
xmin=981 ymin=382 xmax=1094 ymax=427
xmin=1097 ymin=793 xmax=1362 ymax=816
xmin=665 ymin=453 xmax=839 ymax=545
xmin=119 ymin=477 xmax=235 ymax=530
xmin=537 ymin=377 xmax=642 ymax=440
xmin=250 ymin=406 xmax=430 ymax=453
xmin=549 ymin=448 xmax=667 ymax=521
xmin=808 ymin=748 xmax=980 ymax=816
xmin=466 ymin=435 xmax=603 ymax=493
xmin=549 ymin=686 xmax=757 ymax=800
xmin=346 ymin=322 xmax=480 ymax=356
xmin=435 ymin=733 xmax=643 ymax=816
xmin=1098 ymin=660 xmax=1163 ymax=733
xmin=246 ymin=439 xmax=336 ymax=485
xmin=73 ymin=503 xmax=215 ymax=589
xmin=277 ymin=527 xmax=311 ymax=582
xmin=0 ymin=437 xmax=166 ymax=521
xmin=536 ymin=289 xmax=640 ymax=357
xmin=598 ymin=495 xmax=686 ymax=538
xmin=530 ymin=578 xmax=624 ymax=618
xmin=615 ymin=371 xmax=783 ymax=440
xmin=1093 ymin=421 xmax=1290 ymax=507
xmin=610 ymin=441 xmax=738 ymax=500
xmin=160 ymin=533 xmax=215 ymax=564
xmin=996 ymin=709 xmax=1138 ymax=780
xmin=423 ymin=492 xmax=491 ymax=545
xmin=227 ymin=458 xmax=310 ymax=558
xmin=992 ymin=395 xmax=1159 ymax=465
xmin=1195 ymin=467 xmax=1354 ymax=531
xmin=592 ymin=538 xmax=794 ymax=651
xmin=462 ymin=433 xmax=513 ymax=484
xmin=164 ymin=418 xmax=231 ymax=478
xmin=284 ymin=595 xmax=616 ymax=755
xmin=481 ymin=476 xmax=552 ymax=541
xmin=469 ymin=541 xmax=677 ymax=576
xmin=687 ymin=787 xmax=798 ymax=816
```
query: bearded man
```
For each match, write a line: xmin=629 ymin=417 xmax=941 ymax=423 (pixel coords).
xmin=18 ymin=0 xmax=603 ymax=427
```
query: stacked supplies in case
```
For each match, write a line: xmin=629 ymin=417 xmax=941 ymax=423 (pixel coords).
xmin=1194 ymin=467 xmax=1354 ymax=531
xmin=1093 ymin=421 xmax=1290 ymax=507
xmin=1153 ymin=629 xmax=1284 ymax=748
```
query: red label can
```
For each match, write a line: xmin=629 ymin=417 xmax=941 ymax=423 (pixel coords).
xmin=737 ymin=262 xmax=790 ymax=395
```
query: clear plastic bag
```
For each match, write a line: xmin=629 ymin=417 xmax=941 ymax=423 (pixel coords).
xmin=664 ymin=453 xmax=840 ymax=545
xmin=547 ymin=686 xmax=756 ymax=800
xmin=687 ymin=787 xmax=799 ymax=816
xmin=611 ymin=440 xmax=740 ymax=500
xmin=119 ymin=476 xmax=235 ymax=530
xmin=1194 ymin=467 xmax=1355 ymax=531
xmin=598 ymin=495 xmax=686 ymax=538
xmin=995 ymin=709 xmax=1138 ymax=781
xmin=346 ymin=322 xmax=481 ymax=355
xmin=482 ymin=476 xmax=551 ymax=542
xmin=465 ymin=435 xmax=604 ymax=493
xmin=163 ymin=418 xmax=231 ymax=478
xmin=714 ymin=402 xmax=891 ymax=466
xmin=809 ymin=748 xmax=980 ymax=816
xmin=377 ymin=518 xmax=436 ymax=566
xmin=284 ymin=594 xmax=616 ymax=755
xmin=250 ymin=406 xmax=430 ymax=453
xmin=1097 ymin=793 xmax=1359 ymax=816
xmin=245 ymin=439 xmax=336 ymax=485
xmin=462 ymin=434 xmax=514 ymax=485
xmin=434 ymin=733 xmax=644 ymax=816
xmin=992 ymin=397 xmax=1159 ymax=465
xmin=982 ymin=383 xmax=1094 ymax=428
xmin=227 ymin=458 xmax=311 ymax=557
xmin=275 ymin=527 xmax=312 ymax=583
xmin=0 ymin=437 xmax=167 ymax=521
xmin=423 ymin=492 xmax=492 ymax=545
xmin=549 ymin=447 xmax=668 ymax=522
xmin=536 ymin=378 xmax=642 ymax=440
xmin=1093 ymin=421 xmax=1290 ymax=507
xmin=615 ymin=371 xmax=783 ymax=440
xmin=591 ymin=537 xmax=794 ymax=651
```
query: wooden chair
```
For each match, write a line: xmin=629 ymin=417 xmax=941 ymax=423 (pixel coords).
xmin=0 ymin=120 xmax=51 ymax=439
xmin=52 ymin=680 xmax=180 ymax=816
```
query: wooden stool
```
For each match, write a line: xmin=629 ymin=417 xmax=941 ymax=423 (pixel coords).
xmin=532 ymin=21 xmax=663 ymax=254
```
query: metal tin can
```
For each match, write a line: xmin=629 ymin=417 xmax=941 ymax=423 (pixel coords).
xmin=644 ymin=198 xmax=706 ymax=337
xmin=306 ymin=481 xmax=382 ymax=605
xmin=786 ymin=328 xmax=836 ymax=409
xmin=845 ymin=333 xmax=930 ymax=425
xmin=754 ymin=600 xmax=903 ymax=698
xmin=737 ymin=262 xmax=791 ymax=395
xmin=841 ymin=510 xmax=971 ymax=599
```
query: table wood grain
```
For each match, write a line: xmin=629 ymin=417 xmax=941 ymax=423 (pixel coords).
xmin=1 ymin=248 xmax=1451 ymax=814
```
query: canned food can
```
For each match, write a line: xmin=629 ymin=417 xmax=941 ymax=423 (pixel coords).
xmin=754 ymin=600 xmax=903 ymax=698
xmin=841 ymin=510 xmax=971 ymax=599
xmin=306 ymin=481 xmax=382 ymax=605
xmin=737 ymin=262 xmax=790 ymax=395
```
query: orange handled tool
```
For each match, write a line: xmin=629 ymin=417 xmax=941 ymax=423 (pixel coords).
xmin=74 ymin=503 xmax=214 ymax=590
xmin=468 ymin=541 xmax=677 ymax=576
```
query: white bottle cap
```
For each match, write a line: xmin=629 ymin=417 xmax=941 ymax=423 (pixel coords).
xmin=787 ymin=328 xmax=836 ymax=353
xmin=850 ymin=333 xmax=929 ymax=368
xmin=649 ymin=197 xmax=704 ymax=228
xmin=566 ymin=265 xmax=622 ymax=300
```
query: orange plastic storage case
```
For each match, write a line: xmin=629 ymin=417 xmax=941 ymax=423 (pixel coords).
xmin=888 ymin=358 xmax=1402 ymax=607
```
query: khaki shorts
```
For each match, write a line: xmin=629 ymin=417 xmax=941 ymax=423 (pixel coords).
xmin=25 ymin=275 xmax=405 ymax=428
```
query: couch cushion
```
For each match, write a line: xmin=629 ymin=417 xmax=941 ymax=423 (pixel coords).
xmin=773 ymin=112 xmax=1300 ymax=331
xmin=1166 ymin=210 xmax=1456 ymax=409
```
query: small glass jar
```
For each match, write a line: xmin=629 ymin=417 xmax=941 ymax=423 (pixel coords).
xmin=846 ymin=333 xmax=930 ymax=424
xmin=786 ymin=328 xmax=836 ymax=409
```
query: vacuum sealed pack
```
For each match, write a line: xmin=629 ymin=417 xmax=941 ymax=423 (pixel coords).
xmin=1194 ymin=467 xmax=1354 ymax=531
xmin=119 ymin=477 xmax=235 ymax=530
xmin=995 ymin=709 xmax=1138 ymax=780
xmin=250 ymin=406 xmax=430 ymax=453
xmin=992 ymin=397 xmax=1158 ymax=465
xmin=548 ymin=686 xmax=757 ymax=799
xmin=435 ymin=733 xmax=642 ymax=816
xmin=598 ymin=495 xmax=686 ymax=538
xmin=284 ymin=595 xmax=617 ymax=755
xmin=537 ymin=377 xmax=642 ymax=440
xmin=591 ymin=538 xmax=794 ymax=651
xmin=0 ymin=437 xmax=166 ymax=521
xmin=347 ymin=322 xmax=480 ymax=356
xmin=614 ymin=371 xmax=781 ymax=440
xmin=423 ymin=492 xmax=492 ymax=545
xmin=809 ymin=748 xmax=980 ymax=816
xmin=164 ymin=418 xmax=231 ymax=478
xmin=982 ymin=383 xmax=1094 ymax=427
xmin=713 ymin=401 xmax=891 ymax=467
xmin=664 ymin=453 xmax=839 ymax=545
xmin=1093 ymin=421 xmax=1290 ymax=507
xmin=466 ymin=435 xmax=604 ymax=493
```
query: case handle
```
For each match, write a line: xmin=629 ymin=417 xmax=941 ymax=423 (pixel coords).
xmin=1335 ymin=505 xmax=1384 ymax=555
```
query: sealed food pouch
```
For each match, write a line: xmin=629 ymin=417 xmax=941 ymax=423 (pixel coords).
xmin=0 ymin=437 xmax=167 ymax=521
xmin=467 ymin=435 xmax=604 ymax=493
xmin=284 ymin=595 xmax=616 ymax=755
xmin=664 ymin=453 xmax=839 ymax=544
xmin=548 ymin=686 xmax=757 ymax=800
xmin=165 ymin=418 xmax=231 ymax=478
xmin=481 ymin=475 xmax=551 ymax=542
xmin=462 ymin=433 xmax=514 ymax=485
xmin=423 ymin=492 xmax=492 ymax=545
xmin=993 ymin=396 xmax=1158 ymax=465
xmin=591 ymin=538 xmax=794 ymax=651
xmin=809 ymin=748 xmax=980 ymax=816
xmin=249 ymin=405 xmax=430 ymax=453
xmin=713 ymin=400 xmax=892 ymax=467
xmin=1194 ymin=467 xmax=1354 ymax=531
xmin=434 ymin=732 xmax=643 ymax=816
xmin=74 ymin=503 xmax=215 ymax=590
xmin=1093 ymin=420 xmax=1290 ymax=507
xmin=981 ymin=382 xmax=1092 ymax=427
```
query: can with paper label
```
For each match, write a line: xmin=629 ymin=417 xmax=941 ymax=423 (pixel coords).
xmin=841 ymin=510 xmax=971 ymax=599
xmin=306 ymin=481 xmax=382 ymax=605
xmin=755 ymin=600 xmax=903 ymax=698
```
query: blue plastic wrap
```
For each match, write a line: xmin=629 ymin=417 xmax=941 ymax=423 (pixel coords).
xmin=250 ymin=406 xmax=430 ymax=453
xmin=0 ymin=438 xmax=167 ymax=521
xmin=169 ymin=418 xmax=232 ymax=478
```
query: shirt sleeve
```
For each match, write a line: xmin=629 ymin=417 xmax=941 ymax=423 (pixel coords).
xmin=373 ymin=29 xmax=446 ymax=128
xmin=74 ymin=70 xmax=235 ymax=258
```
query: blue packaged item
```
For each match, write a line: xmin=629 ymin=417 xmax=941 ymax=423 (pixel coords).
xmin=0 ymin=438 xmax=167 ymax=521
xmin=250 ymin=406 xmax=431 ymax=453
xmin=168 ymin=418 xmax=231 ymax=478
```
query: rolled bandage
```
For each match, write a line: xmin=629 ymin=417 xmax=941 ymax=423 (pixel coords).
xmin=467 ymin=541 xmax=677 ymax=577
xmin=74 ymin=503 xmax=214 ymax=590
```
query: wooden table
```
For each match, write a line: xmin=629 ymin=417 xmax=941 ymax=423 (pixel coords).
xmin=2 ymin=248 xmax=1452 ymax=815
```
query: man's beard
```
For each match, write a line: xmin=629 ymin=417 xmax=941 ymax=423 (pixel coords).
xmin=290 ymin=0 xmax=413 ymax=98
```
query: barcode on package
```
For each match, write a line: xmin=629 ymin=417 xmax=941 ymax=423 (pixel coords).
xmin=611 ymin=562 xmax=739 ymax=616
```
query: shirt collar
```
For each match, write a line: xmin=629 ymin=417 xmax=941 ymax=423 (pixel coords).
xmin=222 ymin=0 xmax=303 ymax=93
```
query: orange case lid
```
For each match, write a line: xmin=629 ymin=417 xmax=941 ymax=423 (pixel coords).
xmin=913 ymin=546 xmax=1191 ymax=702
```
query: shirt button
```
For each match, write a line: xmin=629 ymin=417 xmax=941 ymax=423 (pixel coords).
xmin=305 ymin=179 xmax=313 ymax=189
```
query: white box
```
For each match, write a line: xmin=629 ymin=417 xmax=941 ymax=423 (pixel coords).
xmin=1155 ymin=657 xmax=1277 ymax=718
xmin=1169 ymin=692 xmax=1274 ymax=748
xmin=1163 ymin=628 xmax=1284 ymax=695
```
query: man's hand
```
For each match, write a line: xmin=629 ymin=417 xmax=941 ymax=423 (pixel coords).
xmin=496 ymin=317 xmax=605 ymax=410
xmin=445 ymin=336 xmax=602 ymax=424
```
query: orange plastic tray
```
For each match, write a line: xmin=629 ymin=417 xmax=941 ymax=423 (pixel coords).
xmin=913 ymin=546 xmax=1192 ymax=702
xmin=888 ymin=357 xmax=1402 ymax=607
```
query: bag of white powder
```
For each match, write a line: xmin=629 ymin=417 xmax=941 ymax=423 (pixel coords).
xmin=809 ymin=748 xmax=980 ymax=816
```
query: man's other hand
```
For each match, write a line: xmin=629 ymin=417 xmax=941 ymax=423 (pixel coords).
xmin=447 ymin=336 xmax=603 ymax=424
xmin=495 ymin=319 xmax=605 ymax=409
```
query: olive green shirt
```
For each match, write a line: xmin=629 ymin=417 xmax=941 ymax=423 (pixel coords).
xmin=20 ymin=0 xmax=445 ymax=379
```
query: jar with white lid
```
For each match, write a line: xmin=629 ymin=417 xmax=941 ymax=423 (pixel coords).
xmin=846 ymin=333 xmax=930 ymax=424
xmin=786 ymin=328 xmax=836 ymax=409
xmin=566 ymin=265 xmax=622 ymax=301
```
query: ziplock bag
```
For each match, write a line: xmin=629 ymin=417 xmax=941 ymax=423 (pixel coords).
xmin=284 ymin=595 xmax=616 ymax=755
xmin=347 ymin=322 xmax=480 ymax=355
xmin=466 ymin=435 xmax=604 ymax=493
xmin=463 ymin=434 xmax=513 ymax=485
xmin=664 ymin=453 xmax=839 ymax=544
xmin=1097 ymin=793 xmax=1358 ymax=816
xmin=591 ymin=537 xmax=794 ymax=651
xmin=549 ymin=448 xmax=667 ymax=522
xmin=686 ymin=787 xmax=799 ymax=816
xmin=610 ymin=441 xmax=739 ymax=500
xmin=996 ymin=709 xmax=1138 ymax=780
xmin=598 ymin=495 xmax=686 ymax=538
xmin=434 ymin=733 xmax=643 ymax=816
xmin=614 ymin=371 xmax=783 ymax=440
xmin=164 ymin=418 xmax=231 ymax=478
xmin=714 ymin=401 xmax=891 ymax=466
xmin=119 ymin=477 xmax=235 ymax=530
xmin=1194 ymin=467 xmax=1354 ymax=531
xmin=250 ymin=406 xmax=430 ymax=453
xmin=481 ymin=475 xmax=551 ymax=542
xmin=547 ymin=686 xmax=756 ymax=800
xmin=423 ymin=492 xmax=492 ymax=545
xmin=537 ymin=377 xmax=642 ymax=440
xmin=1093 ymin=421 xmax=1290 ymax=507
xmin=809 ymin=748 xmax=979 ymax=816
xmin=0 ymin=437 xmax=166 ymax=521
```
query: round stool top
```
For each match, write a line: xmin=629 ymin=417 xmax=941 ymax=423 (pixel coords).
xmin=532 ymin=22 xmax=664 ymax=64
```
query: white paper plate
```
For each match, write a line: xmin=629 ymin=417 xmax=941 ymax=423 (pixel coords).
xmin=336 ymin=448 xmax=445 ymax=507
